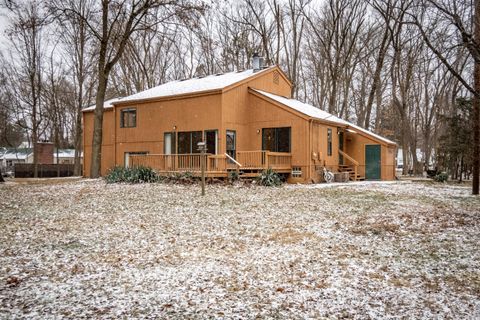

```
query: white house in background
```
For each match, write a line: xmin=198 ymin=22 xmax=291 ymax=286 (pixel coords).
xmin=0 ymin=148 xmax=32 ymax=174
xmin=397 ymin=148 xmax=435 ymax=169
xmin=53 ymin=149 xmax=82 ymax=164
xmin=0 ymin=147 xmax=82 ymax=174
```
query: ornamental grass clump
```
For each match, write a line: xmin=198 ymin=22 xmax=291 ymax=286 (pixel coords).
xmin=105 ymin=166 xmax=158 ymax=183
xmin=434 ymin=172 xmax=448 ymax=183
xmin=257 ymin=168 xmax=283 ymax=187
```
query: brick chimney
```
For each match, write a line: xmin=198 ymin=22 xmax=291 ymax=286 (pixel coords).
xmin=252 ymin=53 xmax=265 ymax=72
xmin=35 ymin=142 xmax=54 ymax=164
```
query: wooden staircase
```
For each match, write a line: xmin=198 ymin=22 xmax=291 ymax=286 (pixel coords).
xmin=338 ymin=164 xmax=365 ymax=181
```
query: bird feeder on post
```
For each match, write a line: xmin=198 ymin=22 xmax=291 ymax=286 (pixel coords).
xmin=197 ymin=141 xmax=207 ymax=196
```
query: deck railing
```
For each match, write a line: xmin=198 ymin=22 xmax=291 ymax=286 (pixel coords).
xmin=130 ymin=150 xmax=292 ymax=175
xmin=267 ymin=151 xmax=292 ymax=170
xmin=236 ymin=151 xmax=265 ymax=169
xmin=236 ymin=151 xmax=292 ymax=170
xmin=130 ymin=154 xmax=207 ymax=172
xmin=339 ymin=150 xmax=359 ymax=181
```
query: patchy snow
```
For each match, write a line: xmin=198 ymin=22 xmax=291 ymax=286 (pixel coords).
xmin=0 ymin=180 xmax=479 ymax=318
xmin=82 ymin=98 xmax=121 ymax=112
xmin=253 ymin=89 xmax=396 ymax=145
xmin=119 ymin=67 xmax=275 ymax=103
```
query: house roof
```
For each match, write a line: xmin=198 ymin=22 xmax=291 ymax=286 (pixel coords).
xmin=251 ymin=89 xmax=396 ymax=146
xmin=0 ymin=148 xmax=33 ymax=160
xmin=82 ymin=98 xmax=121 ymax=112
xmin=54 ymin=149 xmax=81 ymax=158
xmin=83 ymin=66 xmax=284 ymax=111
xmin=115 ymin=66 xmax=277 ymax=104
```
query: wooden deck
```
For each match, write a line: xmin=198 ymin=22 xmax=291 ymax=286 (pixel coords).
xmin=129 ymin=151 xmax=292 ymax=178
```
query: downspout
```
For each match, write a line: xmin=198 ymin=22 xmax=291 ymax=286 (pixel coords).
xmin=308 ymin=118 xmax=313 ymax=183
xmin=82 ymin=115 xmax=86 ymax=177
xmin=113 ymin=105 xmax=117 ymax=169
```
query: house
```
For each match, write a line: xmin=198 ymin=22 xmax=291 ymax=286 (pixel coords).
xmin=0 ymin=148 xmax=31 ymax=174
xmin=82 ymin=63 xmax=396 ymax=182
xmin=0 ymin=143 xmax=82 ymax=176
xmin=53 ymin=149 xmax=82 ymax=164
xmin=397 ymin=148 xmax=435 ymax=170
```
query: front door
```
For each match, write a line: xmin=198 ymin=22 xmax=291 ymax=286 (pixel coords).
xmin=164 ymin=132 xmax=175 ymax=154
xmin=365 ymin=145 xmax=381 ymax=180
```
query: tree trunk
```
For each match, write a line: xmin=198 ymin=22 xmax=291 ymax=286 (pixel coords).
xmin=473 ymin=0 xmax=480 ymax=194
xmin=473 ymin=60 xmax=480 ymax=194
xmin=90 ymin=72 xmax=108 ymax=178
xmin=364 ymin=27 xmax=390 ymax=130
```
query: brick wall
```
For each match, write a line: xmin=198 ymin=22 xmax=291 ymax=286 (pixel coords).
xmin=35 ymin=142 xmax=54 ymax=164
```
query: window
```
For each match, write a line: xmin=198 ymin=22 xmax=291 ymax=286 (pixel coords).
xmin=124 ymin=151 xmax=148 ymax=168
xmin=262 ymin=127 xmax=291 ymax=152
xmin=177 ymin=131 xmax=202 ymax=154
xmin=338 ymin=129 xmax=344 ymax=164
xmin=226 ymin=130 xmax=236 ymax=159
xmin=327 ymin=128 xmax=332 ymax=156
xmin=292 ymin=166 xmax=302 ymax=178
xmin=120 ymin=108 xmax=136 ymax=128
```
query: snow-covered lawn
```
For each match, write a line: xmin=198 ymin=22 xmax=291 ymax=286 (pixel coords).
xmin=0 ymin=179 xmax=479 ymax=318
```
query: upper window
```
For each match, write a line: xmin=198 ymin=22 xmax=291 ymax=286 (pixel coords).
xmin=327 ymin=128 xmax=332 ymax=156
xmin=120 ymin=108 xmax=136 ymax=128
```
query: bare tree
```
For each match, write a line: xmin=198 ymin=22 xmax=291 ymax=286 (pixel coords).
xmin=305 ymin=0 xmax=367 ymax=116
xmin=409 ymin=0 xmax=480 ymax=193
xmin=53 ymin=0 xmax=203 ymax=178
xmin=4 ymin=0 xmax=50 ymax=177
xmin=53 ymin=0 xmax=95 ymax=175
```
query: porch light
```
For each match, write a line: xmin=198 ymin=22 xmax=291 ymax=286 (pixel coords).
xmin=173 ymin=125 xmax=177 ymax=131
xmin=256 ymin=129 xmax=260 ymax=134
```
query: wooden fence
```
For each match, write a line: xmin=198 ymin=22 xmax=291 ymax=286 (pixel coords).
xmin=14 ymin=164 xmax=78 ymax=178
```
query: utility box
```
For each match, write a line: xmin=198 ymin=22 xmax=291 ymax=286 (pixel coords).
xmin=334 ymin=172 xmax=350 ymax=182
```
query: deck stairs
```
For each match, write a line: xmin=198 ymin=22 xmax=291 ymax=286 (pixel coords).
xmin=338 ymin=164 xmax=365 ymax=181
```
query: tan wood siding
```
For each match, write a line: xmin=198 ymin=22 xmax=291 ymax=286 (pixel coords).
xmin=345 ymin=131 xmax=396 ymax=181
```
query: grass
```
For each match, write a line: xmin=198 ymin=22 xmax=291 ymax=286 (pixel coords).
xmin=0 ymin=179 xmax=479 ymax=318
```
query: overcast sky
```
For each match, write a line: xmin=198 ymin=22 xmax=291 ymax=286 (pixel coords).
xmin=0 ymin=8 xmax=10 ymax=51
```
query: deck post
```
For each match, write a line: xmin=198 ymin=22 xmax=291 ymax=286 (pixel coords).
xmin=198 ymin=142 xmax=206 ymax=196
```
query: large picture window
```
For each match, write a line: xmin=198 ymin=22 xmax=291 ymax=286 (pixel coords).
xmin=177 ymin=131 xmax=202 ymax=154
xmin=120 ymin=108 xmax=136 ymax=128
xmin=262 ymin=127 xmax=291 ymax=153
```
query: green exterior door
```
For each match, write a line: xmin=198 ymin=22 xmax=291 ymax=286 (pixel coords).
xmin=365 ymin=145 xmax=381 ymax=180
